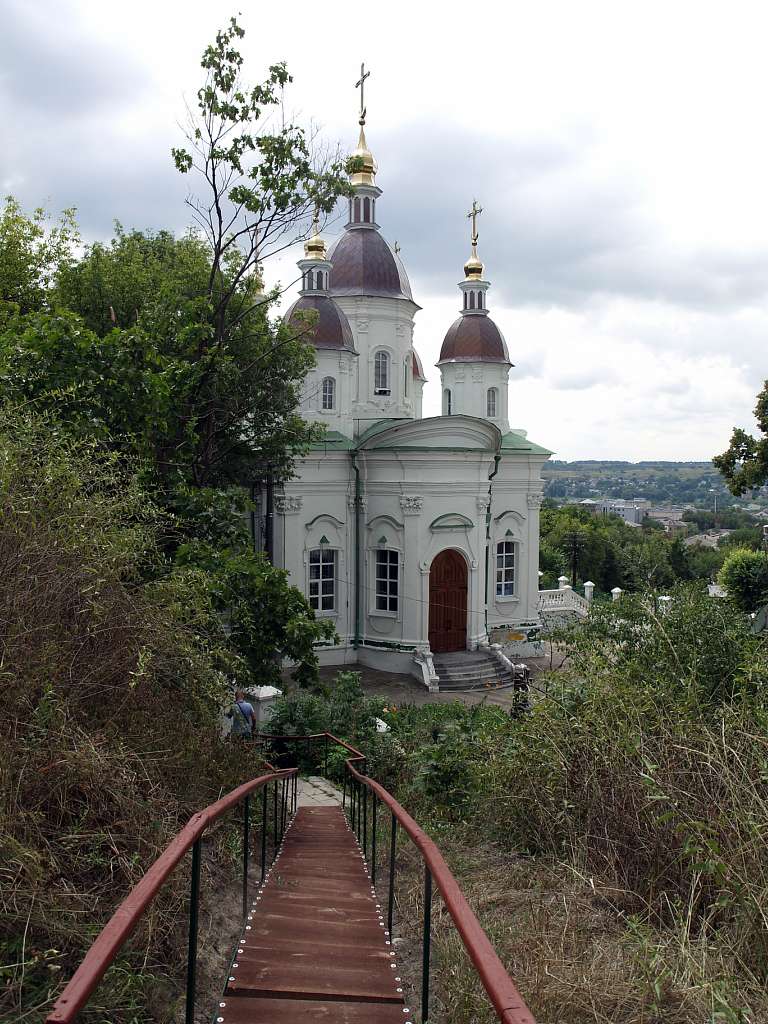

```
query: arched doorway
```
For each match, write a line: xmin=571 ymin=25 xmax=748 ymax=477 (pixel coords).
xmin=428 ymin=549 xmax=468 ymax=653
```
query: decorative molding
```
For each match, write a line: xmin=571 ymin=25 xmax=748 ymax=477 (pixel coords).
xmin=472 ymin=366 xmax=483 ymax=382
xmin=275 ymin=495 xmax=302 ymax=514
xmin=475 ymin=496 xmax=490 ymax=512
xmin=454 ymin=368 xmax=465 ymax=382
xmin=304 ymin=512 xmax=345 ymax=530
xmin=429 ymin=512 xmax=474 ymax=532
xmin=399 ymin=495 xmax=424 ymax=514
xmin=347 ymin=494 xmax=368 ymax=510
xmin=356 ymin=318 xmax=369 ymax=333
xmin=526 ymin=492 xmax=544 ymax=509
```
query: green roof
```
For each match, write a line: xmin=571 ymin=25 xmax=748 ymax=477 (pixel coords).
xmin=500 ymin=431 xmax=552 ymax=456
xmin=309 ymin=430 xmax=354 ymax=451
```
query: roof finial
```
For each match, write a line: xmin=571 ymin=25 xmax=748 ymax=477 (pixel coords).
xmin=355 ymin=62 xmax=370 ymax=126
xmin=464 ymin=200 xmax=484 ymax=280
xmin=304 ymin=206 xmax=327 ymax=260
xmin=351 ymin=63 xmax=376 ymax=186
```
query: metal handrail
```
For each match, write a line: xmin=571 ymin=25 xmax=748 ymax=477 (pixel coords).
xmin=265 ymin=731 xmax=536 ymax=1024
xmin=44 ymin=765 xmax=298 ymax=1024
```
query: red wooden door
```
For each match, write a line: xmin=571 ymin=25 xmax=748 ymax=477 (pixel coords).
xmin=428 ymin=550 xmax=468 ymax=653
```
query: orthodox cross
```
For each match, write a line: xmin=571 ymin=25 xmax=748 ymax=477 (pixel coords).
xmin=355 ymin=62 xmax=370 ymax=125
xmin=394 ymin=241 xmax=401 ymax=255
xmin=467 ymin=199 xmax=483 ymax=246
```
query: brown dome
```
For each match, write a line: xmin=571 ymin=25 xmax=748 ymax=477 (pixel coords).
xmin=329 ymin=229 xmax=412 ymax=300
xmin=438 ymin=315 xmax=510 ymax=363
xmin=284 ymin=294 xmax=356 ymax=352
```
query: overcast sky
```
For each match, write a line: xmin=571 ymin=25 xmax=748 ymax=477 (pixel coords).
xmin=2 ymin=0 xmax=767 ymax=461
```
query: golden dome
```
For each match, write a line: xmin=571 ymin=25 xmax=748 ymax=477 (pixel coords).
xmin=350 ymin=124 xmax=376 ymax=186
xmin=304 ymin=214 xmax=327 ymax=260
xmin=464 ymin=243 xmax=484 ymax=280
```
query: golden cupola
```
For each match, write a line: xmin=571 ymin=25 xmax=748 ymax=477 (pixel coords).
xmin=350 ymin=124 xmax=376 ymax=186
xmin=304 ymin=214 xmax=327 ymax=260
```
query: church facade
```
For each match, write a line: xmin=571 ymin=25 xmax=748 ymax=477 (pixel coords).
xmin=273 ymin=113 xmax=551 ymax=685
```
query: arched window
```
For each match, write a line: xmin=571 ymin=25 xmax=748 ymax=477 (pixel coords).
xmin=477 ymin=292 xmax=483 ymax=309
xmin=469 ymin=292 xmax=476 ymax=310
xmin=374 ymin=351 xmax=390 ymax=394
xmin=463 ymin=292 xmax=468 ymax=309
xmin=443 ymin=388 xmax=452 ymax=415
xmin=322 ymin=377 xmax=336 ymax=410
xmin=487 ymin=388 xmax=497 ymax=418
xmin=495 ymin=541 xmax=515 ymax=598
xmin=353 ymin=197 xmax=361 ymax=222
xmin=363 ymin=197 xmax=371 ymax=221
xmin=404 ymin=356 xmax=410 ymax=396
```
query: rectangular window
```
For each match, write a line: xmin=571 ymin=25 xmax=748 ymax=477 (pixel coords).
xmin=309 ymin=548 xmax=337 ymax=612
xmin=495 ymin=541 xmax=515 ymax=597
xmin=375 ymin=549 xmax=399 ymax=613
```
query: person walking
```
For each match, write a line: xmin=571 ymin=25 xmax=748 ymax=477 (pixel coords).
xmin=227 ymin=688 xmax=255 ymax=739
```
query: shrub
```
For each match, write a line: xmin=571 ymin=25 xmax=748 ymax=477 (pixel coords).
xmin=718 ymin=546 xmax=768 ymax=612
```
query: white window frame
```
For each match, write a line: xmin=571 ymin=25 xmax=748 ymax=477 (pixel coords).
xmin=487 ymin=387 xmax=497 ymax=418
xmin=308 ymin=547 xmax=337 ymax=614
xmin=495 ymin=540 xmax=516 ymax=599
xmin=321 ymin=376 xmax=336 ymax=411
xmin=374 ymin=548 xmax=399 ymax=615
xmin=374 ymin=350 xmax=391 ymax=395
xmin=443 ymin=388 xmax=452 ymax=415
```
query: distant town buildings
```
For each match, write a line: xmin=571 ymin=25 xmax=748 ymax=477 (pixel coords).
xmin=576 ymin=498 xmax=687 ymax=532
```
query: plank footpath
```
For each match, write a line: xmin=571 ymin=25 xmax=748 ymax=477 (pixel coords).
xmin=216 ymin=805 xmax=411 ymax=1023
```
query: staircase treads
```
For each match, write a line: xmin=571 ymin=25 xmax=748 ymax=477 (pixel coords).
xmin=254 ymin=888 xmax=377 ymax=912
xmin=239 ymin=930 xmax=390 ymax=955
xmin=221 ymin=804 xmax=404 ymax=1020
xmin=216 ymin=996 xmax=410 ymax=1023
xmin=244 ymin=914 xmax=386 ymax=945
xmin=226 ymin=955 xmax=401 ymax=1002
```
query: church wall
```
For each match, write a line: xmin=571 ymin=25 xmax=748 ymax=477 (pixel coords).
xmin=332 ymin=295 xmax=419 ymax=429
xmin=360 ymin=448 xmax=498 ymax=652
xmin=299 ymin=349 xmax=357 ymax=438
xmin=439 ymin=360 xmax=510 ymax=433
xmin=486 ymin=453 xmax=547 ymax=631
xmin=276 ymin=451 xmax=355 ymax=653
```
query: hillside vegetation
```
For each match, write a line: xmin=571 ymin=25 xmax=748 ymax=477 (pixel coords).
xmin=335 ymin=588 xmax=768 ymax=1023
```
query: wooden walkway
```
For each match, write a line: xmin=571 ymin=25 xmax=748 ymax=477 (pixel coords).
xmin=216 ymin=805 xmax=410 ymax=1023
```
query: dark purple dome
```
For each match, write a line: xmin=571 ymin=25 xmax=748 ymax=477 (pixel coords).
xmin=284 ymin=294 xmax=356 ymax=352
xmin=439 ymin=315 xmax=510 ymax=363
xmin=328 ymin=229 xmax=412 ymax=300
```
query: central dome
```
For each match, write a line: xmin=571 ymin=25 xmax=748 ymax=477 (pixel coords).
xmin=329 ymin=230 xmax=412 ymax=300
xmin=439 ymin=315 xmax=510 ymax=364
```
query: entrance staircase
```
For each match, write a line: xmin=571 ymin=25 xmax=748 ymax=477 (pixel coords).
xmin=433 ymin=649 xmax=517 ymax=691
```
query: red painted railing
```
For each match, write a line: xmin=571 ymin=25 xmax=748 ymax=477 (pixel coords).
xmin=46 ymin=733 xmax=536 ymax=1024
xmin=45 ymin=766 xmax=297 ymax=1024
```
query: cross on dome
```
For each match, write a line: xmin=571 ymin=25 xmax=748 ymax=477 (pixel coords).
xmin=355 ymin=62 xmax=370 ymax=126
xmin=464 ymin=199 xmax=485 ymax=281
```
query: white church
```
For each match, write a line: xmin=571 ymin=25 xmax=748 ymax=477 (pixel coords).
xmin=273 ymin=100 xmax=551 ymax=688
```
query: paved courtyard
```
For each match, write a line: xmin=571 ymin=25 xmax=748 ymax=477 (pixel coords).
xmin=312 ymin=649 xmax=565 ymax=710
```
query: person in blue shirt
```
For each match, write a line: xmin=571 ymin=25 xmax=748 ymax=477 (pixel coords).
xmin=227 ymin=689 xmax=255 ymax=739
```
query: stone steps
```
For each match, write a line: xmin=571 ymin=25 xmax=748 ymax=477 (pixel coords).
xmin=433 ymin=652 xmax=516 ymax=692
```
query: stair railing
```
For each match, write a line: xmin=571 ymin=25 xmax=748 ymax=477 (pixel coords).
xmin=44 ymin=765 xmax=298 ymax=1024
xmin=261 ymin=732 xmax=537 ymax=1024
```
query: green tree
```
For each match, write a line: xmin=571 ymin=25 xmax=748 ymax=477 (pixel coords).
xmin=0 ymin=196 xmax=78 ymax=315
xmin=717 ymin=547 xmax=768 ymax=612
xmin=714 ymin=380 xmax=768 ymax=495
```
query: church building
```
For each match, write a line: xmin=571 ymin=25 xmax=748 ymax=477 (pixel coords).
xmin=273 ymin=99 xmax=551 ymax=687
